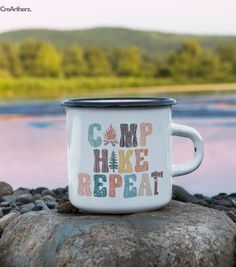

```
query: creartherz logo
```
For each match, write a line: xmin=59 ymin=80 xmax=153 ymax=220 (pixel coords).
xmin=0 ymin=6 xmax=32 ymax=12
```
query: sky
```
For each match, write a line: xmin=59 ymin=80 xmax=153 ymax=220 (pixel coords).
xmin=0 ymin=0 xmax=236 ymax=35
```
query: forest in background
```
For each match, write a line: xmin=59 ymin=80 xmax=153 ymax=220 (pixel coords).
xmin=1 ymin=39 xmax=236 ymax=79
xmin=0 ymin=27 xmax=236 ymax=100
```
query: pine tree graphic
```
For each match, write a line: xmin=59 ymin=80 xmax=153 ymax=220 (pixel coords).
xmin=103 ymin=124 xmax=118 ymax=146
xmin=109 ymin=151 xmax=118 ymax=172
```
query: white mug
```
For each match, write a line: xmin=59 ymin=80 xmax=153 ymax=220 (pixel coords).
xmin=62 ymin=98 xmax=204 ymax=214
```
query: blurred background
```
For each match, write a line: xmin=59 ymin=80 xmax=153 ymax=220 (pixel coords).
xmin=0 ymin=0 xmax=236 ymax=195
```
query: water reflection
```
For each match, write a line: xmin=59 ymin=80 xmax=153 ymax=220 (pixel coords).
xmin=0 ymin=93 xmax=235 ymax=195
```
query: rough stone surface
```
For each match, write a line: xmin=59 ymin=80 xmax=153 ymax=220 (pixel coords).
xmin=0 ymin=209 xmax=3 ymax=218
xmin=0 ymin=182 xmax=13 ymax=199
xmin=227 ymin=211 xmax=236 ymax=222
xmin=34 ymin=199 xmax=49 ymax=211
xmin=15 ymin=193 xmax=33 ymax=204
xmin=33 ymin=187 xmax=49 ymax=195
xmin=172 ymin=185 xmax=197 ymax=202
xmin=13 ymin=188 xmax=30 ymax=197
xmin=0 ymin=201 xmax=235 ymax=267
xmin=57 ymin=200 xmax=79 ymax=214
xmin=20 ymin=203 xmax=35 ymax=214
xmin=1 ymin=195 xmax=17 ymax=204
xmin=0 ymin=211 xmax=20 ymax=234
xmin=42 ymin=195 xmax=56 ymax=203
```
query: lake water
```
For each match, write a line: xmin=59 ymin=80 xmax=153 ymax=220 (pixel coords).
xmin=0 ymin=93 xmax=236 ymax=196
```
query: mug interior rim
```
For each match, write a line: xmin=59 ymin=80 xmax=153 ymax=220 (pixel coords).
xmin=61 ymin=97 xmax=177 ymax=108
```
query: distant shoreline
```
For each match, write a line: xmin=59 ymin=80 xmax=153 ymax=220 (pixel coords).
xmin=97 ymin=83 xmax=236 ymax=95
xmin=1 ymin=91 xmax=236 ymax=118
xmin=1 ymin=77 xmax=236 ymax=101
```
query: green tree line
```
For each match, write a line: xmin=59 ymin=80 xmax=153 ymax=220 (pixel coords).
xmin=0 ymin=39 xmax=236 ymax=80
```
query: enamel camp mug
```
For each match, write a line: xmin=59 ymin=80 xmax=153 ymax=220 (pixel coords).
xmin=62 ymin=98 xmax=204 ymax=214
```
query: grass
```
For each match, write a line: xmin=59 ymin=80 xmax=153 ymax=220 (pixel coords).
xmin=1 ymin=76 xmax=236 ymax=101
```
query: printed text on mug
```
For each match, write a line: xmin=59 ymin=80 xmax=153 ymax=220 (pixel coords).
xmin=77 ymin=123 xmax=164 ymax=198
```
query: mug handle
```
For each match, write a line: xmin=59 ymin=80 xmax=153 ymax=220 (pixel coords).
xmin=170 ymin=123 xmax=204 ymax=177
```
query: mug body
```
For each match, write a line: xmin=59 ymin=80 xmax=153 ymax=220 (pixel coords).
xmin=64 ymin=98 xmax=176 ymax=213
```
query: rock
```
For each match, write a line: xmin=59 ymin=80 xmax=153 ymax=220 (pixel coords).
xmin=218 ymin=192 xmax=228 ymax=196
xmin=0 ymin=209 xmax=3 ymax=218
xmin=0 ymin=182 xmax=13 ymax=198
xmin=42 ymin=195 xmax=56 ymax=203
xmin=192 ymin=199 xmax=208 ymax=206
xmin=193 ymin=193 xmax=206 ymax=199
xmin=57 ymin=201 xmax=79 ymax=214
xmin=10 ymin=203 xmax=20 ymax=212
xmin=227 ymin=211 xmax=236 ymax=222
xmin=0 ymin=211 xmax=20 ymax=235
xmin=34 ymin=200 xmax=49 ymax=211
xmin=0 ymin=202 xmax=10 ymax=207
xmin=1 ymin=207 xmax=12 ymax=215
xmin=212 ymin=198 xmax=233 ymax=207
xmin=10 ymin=209 xmax=20 ymax=214
xmin=32 ymin=205 xmax=43 ymax=211
xmin=201 ymin=196 xmax=213 ymax=203
xmin=0 ymin=201 xmax=235 ymax=267
xmin=64 ymin=186 xmax=68 ymax=192
xmin=45 ymin=202 xmax=58 ymax=209
xmin=172 ymin=185 xmax=196 ymax=202
xmin=53 ymin=187 xmax=65 ymax=195
xmin=20 ymin=203 xmax=35 ymax=214
xmin=212 ymin=205 xmax=232 ymax=212
xmin=57 ymin=195 xmax=69 ymax=204
xmin=16 ymin=194 xmax=33 ymax=204
xmin=13 ymin=188 xmax=30 ymax=197
xmin=33 ymin=187 xmax=49 ymax=195
xmin=1 ymin=195 xmax=16 ymax=204
xmin=42 ymin=189 xmax=54 ymax=197
xmin=214 ymin=194 xmax=230 ymax=200
xmin=32 ymin=193 xmax=41 ymax=201
xmin=231 ymin=198 xmax=236 ymax=207
xmin=229 ymin=193 xmax=236 ymax=198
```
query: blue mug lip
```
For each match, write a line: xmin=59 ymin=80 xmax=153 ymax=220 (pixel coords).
xmin=61 ymin=97 xmax=177 ymax=108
